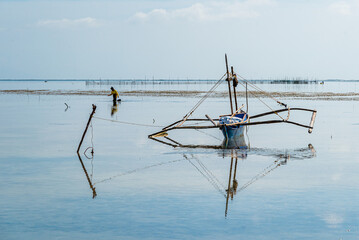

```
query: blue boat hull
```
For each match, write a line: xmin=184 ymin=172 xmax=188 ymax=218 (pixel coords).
xmin=219 ymin=112 xmax=248 ymax=139
xmin=221 ymin=125 xmax=245 ymax=139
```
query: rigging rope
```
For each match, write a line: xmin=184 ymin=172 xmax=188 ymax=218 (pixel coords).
xmin=232 ymin=71 xmax=292 ymax=121
xmin=195 ymin=156 xmax=226 ymax=189
xmin=184 ymin=155 xmax=226 ymax=197
xmin=94 ymin=158 xmax=185 ymax=185
xmin=90 ymin=121 xmax=94 ymax=181
xmin=237 ymin=81 xmax=285 ymax=121
xmin=176 ymin=73 xmax=227 ymax=127
xmin=194 ymin=129 xmax=222 ymax=141
xmin=93 ymin=116 xmax=166 ymax=128
xmin=236 ymin=157 xmax=287 ymax=193
xmin=236 ymin=73 xmax=286 ymax=106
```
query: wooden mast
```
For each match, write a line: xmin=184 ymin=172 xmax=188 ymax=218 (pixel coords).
xmin=225 ymin=54 xmax=234 ymax=115
xmin=231 ymin=66 xmax=238 ymax=110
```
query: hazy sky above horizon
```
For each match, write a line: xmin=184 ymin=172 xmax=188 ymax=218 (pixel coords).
xmin=1 ymin=0 xmax=359 ymax=80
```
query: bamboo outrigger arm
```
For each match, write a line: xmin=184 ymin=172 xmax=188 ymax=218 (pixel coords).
xmin=149 ymin=107 xmax=317 ymax=139
xmin=149 ymin=134 xmax=223 ymax=149
xmin=150 ymin=119 xmax=313 ymax=138
xmin=149 ymin=116 xmax=316 ymax=139
xmin=149 ymin=123 xmax=220 ymax=138
xmin=162 ymin=118 xmax=219 ymax=131
xmin=227 ymin=119 xmax=313 ymax=130
xmin=250 ymin=107 xmax=316 ymax=119
xmin=249 ymin=107 xmax=317 ymax=133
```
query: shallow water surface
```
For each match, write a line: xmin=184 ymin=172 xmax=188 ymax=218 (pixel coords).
xmin=1 ymin=81 xmax=359 ymax=239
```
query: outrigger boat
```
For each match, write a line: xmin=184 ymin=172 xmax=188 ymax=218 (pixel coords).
xmin=149 ymin=55 xmax=317 ymax=145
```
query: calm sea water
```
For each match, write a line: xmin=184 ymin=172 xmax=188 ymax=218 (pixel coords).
xmin=1 ymin=81 xmax=359 ymax=239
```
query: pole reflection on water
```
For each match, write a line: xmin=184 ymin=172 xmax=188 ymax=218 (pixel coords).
xmin=77 ymin=152 xmax=97 ymax=199
xmin=225 ymin=151 xmax=234 ymax=217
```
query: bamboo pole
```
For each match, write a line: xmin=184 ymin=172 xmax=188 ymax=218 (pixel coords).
xmin=205 ymin=114 xmax=217 ymax=126
xmin=235 ymin=119 xmax=312 ymax=129
xmin=173 ymin=125 xmax=219 ymax=130
xmin=162 ymin=118 xmax=220 ymax=130
xmin=231 ymin=66 xmax=238 ymax=110
xmin=149 ymin=124 xmax=220 ymax=138
xmin=225 ymin=54 xmax=234 ymax=114
xmin=77 ymin=104 xmax=97 ymax=153
xmin=250 ymin=108 xmax=316 ymax=119
xmin=164 ymin=136 xmax=182 ymax=146
xmin=149 ymin=137 xmax=178 ymax=148
xmin=150 ymin=117 xmax=313 ymax=138
xmin=178 ymin=144 xmax=223 ymax=149
xmin=308 ymin=111 xmax=317 ymax=134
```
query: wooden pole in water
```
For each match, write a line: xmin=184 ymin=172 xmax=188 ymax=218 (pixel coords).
xmin=77 ymin=104 xmax=97 ymax=153
xmin=225 ymin=54 xmax=234 ymax=115
xmin=308 ymin=111 xmax=317 ymax=134
xmin=231 ymin=66 xmax=238 ymax=111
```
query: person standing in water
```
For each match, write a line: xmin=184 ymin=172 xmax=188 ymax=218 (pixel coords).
xmin=108 ymin=87 xmax=120 ymax=104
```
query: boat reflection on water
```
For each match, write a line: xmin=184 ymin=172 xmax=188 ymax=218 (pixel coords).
xmin=221 ymin=133 xmax=247 ymax=149
xmin=152 ymin=134 xmax=316 ymax=217
xmin=149 ymin=131 xmax=248 ymax=150
xmin=77 ymin=134 xmax=316 ymax=217
xmin=221 ymin=148 xmax=292 ymax=217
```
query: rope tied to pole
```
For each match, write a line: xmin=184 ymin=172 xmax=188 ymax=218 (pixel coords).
xmin=83 ymin=121 xmax=95 ymax=159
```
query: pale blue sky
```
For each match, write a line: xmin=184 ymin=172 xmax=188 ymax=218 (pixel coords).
xmin=0 ymin=0 xmax=359 ymax=79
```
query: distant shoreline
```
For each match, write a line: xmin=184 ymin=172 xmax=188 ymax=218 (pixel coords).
xmin=2 ymin=89 xmax=359 ymax=101
xmin=1 ymin=79 xmax=359 ymax=83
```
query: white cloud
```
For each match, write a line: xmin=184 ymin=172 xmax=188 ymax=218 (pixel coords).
xmin=328 ymin=0 xmax=359 ymax=15
xmin=329 ymin=1 xmax=352 ymax=15
xmin=131 ymin=0 xmax=276 ymax=22
xmin=37 ymin=17 xmax=101 ymax=28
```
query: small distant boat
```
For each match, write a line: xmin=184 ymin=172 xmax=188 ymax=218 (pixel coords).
xmin=149 ymin=54 xmax=317 ymax=147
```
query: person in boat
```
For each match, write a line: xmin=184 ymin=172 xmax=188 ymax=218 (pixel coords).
xmin=108 ymin=87 xmax=120 ymax=104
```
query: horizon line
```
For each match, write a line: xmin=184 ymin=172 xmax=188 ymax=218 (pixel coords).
xmin=1 ymin=78 xmax=358 ymax=82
